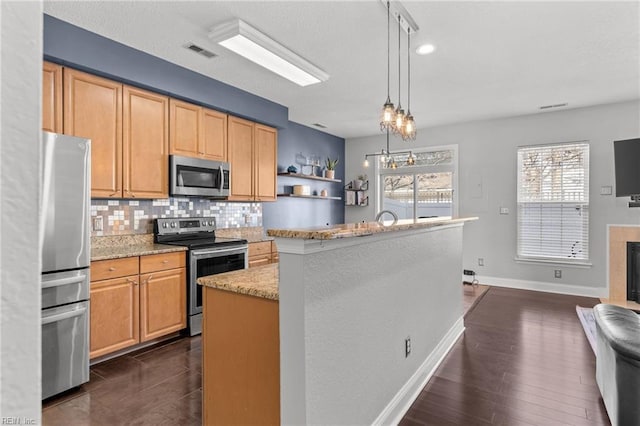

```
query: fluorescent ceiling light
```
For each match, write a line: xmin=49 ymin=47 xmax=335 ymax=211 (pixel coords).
xmin=209 ymin=20 xmax=329 ymax=87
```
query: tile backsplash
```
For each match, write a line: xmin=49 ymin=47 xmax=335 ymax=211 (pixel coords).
xmin=91 ymin=198 xmax=262 ymax=236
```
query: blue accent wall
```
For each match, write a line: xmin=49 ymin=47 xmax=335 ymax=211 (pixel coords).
xmin=262 ymin=122 xmax=345 ymax=229
xmin=44 ymin=14 xmax=345 ymax=229
xmin=44 ymin=15 xmax=287 ymax=128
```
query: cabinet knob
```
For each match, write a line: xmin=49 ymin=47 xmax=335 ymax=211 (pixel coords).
xmin=108 ymin=267 xmax=116 ymax=271
xmin=126 ymin=278 xmax=138 ymax=286
xmin=108 ymin=191 xmax=119 ymax=197
xmin=143 ymin=274 xmax=154 ymax=285
xmin=162 ymin=260 xmax=169 ymax=264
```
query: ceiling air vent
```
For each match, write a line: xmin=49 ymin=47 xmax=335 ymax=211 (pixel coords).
xmin=539 ymin=103 xmax=568 ymax=110
xmin=184 ymin=43 xmax=217 ymax=59
xmin=313 ymin=123 xmax=327 ymax=129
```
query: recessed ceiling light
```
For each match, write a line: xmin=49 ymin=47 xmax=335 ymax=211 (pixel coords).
xmin=416 ymin=44 xmax=436 ymax=55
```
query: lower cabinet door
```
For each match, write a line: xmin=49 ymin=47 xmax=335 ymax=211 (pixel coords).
xmin=140 ymin=268 xmax=186 ymax=342
xmin=90 ymin=275 xmax=140 ymax=359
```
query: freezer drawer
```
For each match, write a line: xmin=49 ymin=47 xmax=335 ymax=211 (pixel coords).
xmin=42 ymin=301 xmax=89 ymax=399
xmin=42 ymin=269 xmax=89 ymax=310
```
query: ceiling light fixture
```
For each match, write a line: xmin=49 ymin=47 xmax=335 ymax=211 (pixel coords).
xmin=402 ymin=28 xmax=416 ymax=141
xmin=208 ymin=19 xmax=329 ymax=87
xmin=380 ymin=1 xmax=396 ymax=131
xmin=416 ymin=44 xmax=435 ymax=55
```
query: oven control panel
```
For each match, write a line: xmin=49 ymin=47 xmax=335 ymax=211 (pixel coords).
xmin=155 ymin=216 xmax=217 ymax=235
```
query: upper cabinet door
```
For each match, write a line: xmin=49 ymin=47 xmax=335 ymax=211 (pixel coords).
xmin=254 ymin=124 xmax=277 ymax=202
xmin=169 ymin=99 xmax=200 ymax=157
xmin=123 ymin=86 xmax=169 ymax=199
xmin=64 ymin=68 xmax=122 ymax=198
xmin=201 ymin=108 xmax=227 ymax=162
xmin=228 ymin=116 xmax=255 ymax=201
xmin=42 ymin=61 xmax=62 ymax=133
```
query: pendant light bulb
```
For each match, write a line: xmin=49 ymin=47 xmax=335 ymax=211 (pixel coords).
xmin=363 ymin=157 xmax=370 ymax=168
xmin=406 ymin=152 xmax=415 ymax=166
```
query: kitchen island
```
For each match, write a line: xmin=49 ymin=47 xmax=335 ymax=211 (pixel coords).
xmin=198 ymin=217 xmax=475 ymax=425
xmin=269 ymin=217 xmax=476 ymax=425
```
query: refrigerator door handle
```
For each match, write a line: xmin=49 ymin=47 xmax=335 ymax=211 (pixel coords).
xmin=41 ymin=306 xmax=87 ymax=325
xmin=41 ymin=274 xmax=88 ymax=289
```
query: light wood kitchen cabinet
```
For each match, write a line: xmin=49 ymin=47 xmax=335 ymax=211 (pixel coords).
xmin=140 ymin=268 xmax=186 ymax=341
xmin=248 ymin=241 xmax=278 ymax=268
xmin=89 ymin=258 xmax=140 ymax=359
xmin=63 ymin=68 xmax=123 ymax=198
xmin=123 ymin=86 xmax=169 ymax=199
xmin=89 ymin=252 xmax=186 ymax=359
xmin=254 ymin=124 xmax=277 ymax=201
xmin=170 ymin=99 xmax=227 ymax=161
xmin=42 ymin=61 xmax=62 ymax=133
xmin=203 ymin=287 xmax=280 ymax=425
xmin=228 ymin=116 xmax=277 ymax=202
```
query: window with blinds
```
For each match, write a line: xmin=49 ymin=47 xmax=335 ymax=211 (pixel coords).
xmin=517 ymin=142 xmax=590 ymax=262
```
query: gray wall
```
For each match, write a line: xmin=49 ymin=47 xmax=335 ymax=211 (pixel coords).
xmin=1 ymin=0 xmax=43 ymax=420
xmin=263 ymin=121 xmax=345 ymax=230
xmin=346 ymin=101 xmax=640 ymax=296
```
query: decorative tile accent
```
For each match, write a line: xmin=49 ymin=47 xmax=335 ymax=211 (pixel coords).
xmin=91 ymin=198 xmax=262 ymax=236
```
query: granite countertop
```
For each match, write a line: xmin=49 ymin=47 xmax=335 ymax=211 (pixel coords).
xmin=91 ymin=244 xmax=187 ymax=261
xmin=197 ymin=263 xmax=279 ymax=301
xmin=90 ymin=234 xmax=187 ymax=261
xmin=216 ymin=227 xmax=273 ymax=244
xmin=267 ymin=217 xmax=478 ymax=240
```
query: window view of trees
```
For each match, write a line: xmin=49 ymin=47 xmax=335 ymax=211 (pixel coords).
xmin=517 ymin=142 xmax=590 ymax=261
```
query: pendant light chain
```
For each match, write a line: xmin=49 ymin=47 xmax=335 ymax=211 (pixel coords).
xmin=380 ymin=1 xmax=396 ymax=132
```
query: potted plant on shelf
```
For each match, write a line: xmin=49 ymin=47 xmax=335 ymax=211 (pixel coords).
xmin=353 ymin=174 xmax=367 ymax=190
xmin=325 ymin=157 xmax=339 ymax=180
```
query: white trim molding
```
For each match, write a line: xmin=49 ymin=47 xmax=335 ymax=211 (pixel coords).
xmin=373 ymin=316 xmax=465 ymax=426
xmin=477 ymin=275 xmax=607 ymax=298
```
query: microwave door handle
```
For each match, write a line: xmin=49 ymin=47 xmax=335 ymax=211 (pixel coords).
xmin=219 ymin=165 xmax=224 ymax=191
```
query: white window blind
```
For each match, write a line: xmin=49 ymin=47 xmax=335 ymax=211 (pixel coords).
xmin=517 ymin=142 xmax=589 ymax=261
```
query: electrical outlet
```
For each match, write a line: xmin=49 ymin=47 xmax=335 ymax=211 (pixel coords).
xmin=478 ymin=258 xmax=484 ymax=266
xmin=554 ymin=269 xmax=562 ymax=279
xmin=405 ymin=336 xmax=411 ymax=358
xmin=92 ymin=216 xmax=103 ymax=231
xmin=463 ymin=269 xmax=475 ymax=276
xmin=499 ymin=207 xmax=509 ymax=215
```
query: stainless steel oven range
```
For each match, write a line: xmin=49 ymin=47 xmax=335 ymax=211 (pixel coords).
xmin=154 ymin=217 xmax=248 ymax=336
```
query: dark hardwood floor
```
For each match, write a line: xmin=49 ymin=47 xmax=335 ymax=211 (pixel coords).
xmin=401 ymin=286 xmax=610 ymax=426
xmin=42 ymin=336 xmax=203 ymax=425
xmin=43 ymin=286 xmax=609 ymax=425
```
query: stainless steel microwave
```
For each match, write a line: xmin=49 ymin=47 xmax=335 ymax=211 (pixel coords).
xmin=170 ymin=155 xmax=230 ymax=198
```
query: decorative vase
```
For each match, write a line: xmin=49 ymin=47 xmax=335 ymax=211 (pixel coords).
xmin=326 ymin=170 xmax=335 ymax=180
xmin=320 ymin=189 xmax=328 ymax=197
xmin=353 ymin=179 xmax=363 ymax=190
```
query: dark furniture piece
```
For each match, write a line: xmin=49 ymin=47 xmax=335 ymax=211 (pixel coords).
xmin=594 ymin=304 xmax=640 ymax=426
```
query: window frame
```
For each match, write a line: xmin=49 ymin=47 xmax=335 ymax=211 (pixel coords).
xmin=515 ymin=141 xmax=591 ymax=266
xmin=376 ymin=145 xmax=459 ymax=220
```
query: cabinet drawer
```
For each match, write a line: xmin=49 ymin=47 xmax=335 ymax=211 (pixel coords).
xmin=91 ymin=257 xmax=139 ymax=281
xmin=140 ymin=252 xmax=185 ymax=274
xmin=249 ymin=241 xmax=272 ymax=257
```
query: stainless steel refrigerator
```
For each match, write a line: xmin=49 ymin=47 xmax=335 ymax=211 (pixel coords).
xmin=41 ymin=131 xmax=91 ymax=399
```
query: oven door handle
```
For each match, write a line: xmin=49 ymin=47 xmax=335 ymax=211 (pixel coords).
xmin=191 ymin=246 xmax=248 ymax=257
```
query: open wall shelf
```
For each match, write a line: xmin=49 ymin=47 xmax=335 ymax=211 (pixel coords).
xmin=278 ymin=172 xmax=341 ymax=183
xmin=277 ymin=194 xmax=342 ymax=201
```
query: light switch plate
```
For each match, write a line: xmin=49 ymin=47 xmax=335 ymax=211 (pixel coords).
xmin=499 ymin=207 xmax=509 ymax=215
xmin=600 ymin=186 xmax=613 ymax=196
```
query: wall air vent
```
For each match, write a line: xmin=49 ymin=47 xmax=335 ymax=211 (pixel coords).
xmin=312 ymin=123 xmax=328 ymax=129
xmin=539 ymin=103 xmax=568 ymax=110
xmin=184 ymin=43 xmax=217 ymax=59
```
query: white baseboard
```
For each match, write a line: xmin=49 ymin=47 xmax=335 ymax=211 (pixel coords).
xmin=477 ymin=275 xmax=607 ymax=298
xmin=373 ymin=316 xmax=465 ymax=426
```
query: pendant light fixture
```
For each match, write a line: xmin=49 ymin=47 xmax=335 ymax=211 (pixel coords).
xmin=380 ymin=1 xmax=395 ymax=131
xmin=393 ymin=13 xmax=405 ymax=135
xmin=402 ymin=27 xmax=417 ymax=141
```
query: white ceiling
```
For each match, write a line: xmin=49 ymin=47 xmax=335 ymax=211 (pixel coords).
xmin=44 ymin=1 xmax=640 ymax=139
